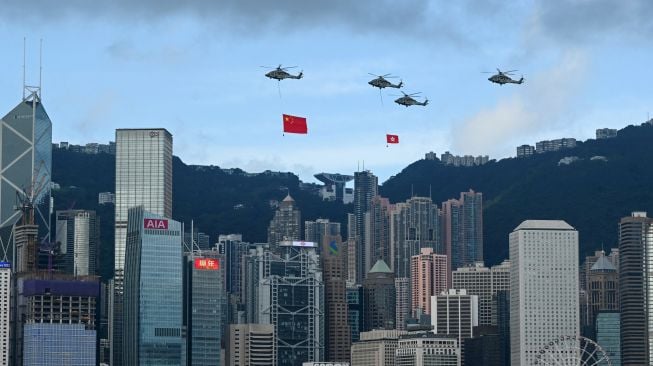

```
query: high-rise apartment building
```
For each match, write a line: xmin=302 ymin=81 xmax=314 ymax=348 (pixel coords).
xmin=55 ymin=210 xmax=100 ymax=276
xmin=441 ymin=190 xmax=483 ymax=271
xmin=346 ymin=213 xmax=357 ymax=285
xmin=227 ymin=323 xmax=276 ymax=366
xmin=184 ymin=251 xmax=224 ymax=366
xmin=510 ymin=220 xmax=579 ymax=366
xmin=354 ymin=170 xmax=378 ymax=284
xmin=395 ymin=332 xmax=460 ymax=366
xmin=452 ymin=260 xmax=510 ymax=326
xmin=618 ymin=211 xmax=653 ymax=365
xmin=395 ymin=278 xmax=411 ymax=331
xmin=247 ymin=244 xmax=324 ymax=365
xmin=123 ymin=207 xmax=182 ymax=365
xmin=267 ymin=194 xmax=301 ymax=252
xmin=363 ymin=260 xmax=396 ymax=331
xmin=112 ymin=128 xmax=172 ymax=366
xmin=305 ymin=219 xmax=341 ymax=245
xmin=0 ymin=92 xmax=52 ymax=261
xmin=350 ymin=329 xmax=407 ymax=366
xmin=391 ymin=196 xmax=441 ymax=279
xmin=411 ymin=248 xmax=448 ymax=316
xmin=321 ymin=236 xmax=350 ymax=362
xmin=0 ymin=262 xmax=10 ymax=366
xmin=431 ymin=289 xmax=479 ymax=355
xmin=365 ymin=196 xmax=393 ymax=274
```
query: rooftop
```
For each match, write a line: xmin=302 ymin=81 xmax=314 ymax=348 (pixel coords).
xmin=369 ymin=259 xmax=392 ymax=274
xmin=513 ymin=220 xmax=575 ymax=231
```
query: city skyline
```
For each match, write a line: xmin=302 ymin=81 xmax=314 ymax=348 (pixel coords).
xmin=1 ymin=1 xmax=652 ymax=182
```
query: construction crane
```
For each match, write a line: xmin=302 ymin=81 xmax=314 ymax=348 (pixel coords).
xmin=13 ymin=161 xmax=49 ymax=273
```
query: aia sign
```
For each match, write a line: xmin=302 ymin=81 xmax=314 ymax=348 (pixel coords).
xmin=194 ymin=258 xmax=219 ymax=270
xmin=144 ymin=218 xmax=169 ymax=230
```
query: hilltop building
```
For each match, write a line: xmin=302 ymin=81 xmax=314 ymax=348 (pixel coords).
xmin=314 ymin=173 xmax=354 ymax=204
xmin=596 ymin=128 xmax=617 ymax=139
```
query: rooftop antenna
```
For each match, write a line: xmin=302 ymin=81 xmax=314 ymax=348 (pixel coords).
xmin=22 ymin=37 xmax=26 ymax=100
xmin=39 ymin=38 xmax=42 ymax=98
xmin=411 ymin=184 xmax=414 ymax=198
xmin=429 ymin=184 xmax=432 ymax=200
xmin=22 ymin=38 xmax=42 ymax=102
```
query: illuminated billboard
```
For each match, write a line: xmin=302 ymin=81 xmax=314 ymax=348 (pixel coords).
xmin=279 ymin=240 xmax=317 ymax=248
xmin=0 ymin=262 xmax=10 ymax=269
xmin=144 ymin=218 xmax=168 ymax=230
xmin=194 ymin=258 xmax=219 ymax=270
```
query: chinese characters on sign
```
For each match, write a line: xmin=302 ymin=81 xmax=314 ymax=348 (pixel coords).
xmin=194 ymin=258 xmax=219 ymax=270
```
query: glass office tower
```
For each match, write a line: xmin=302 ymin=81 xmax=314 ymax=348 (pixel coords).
xmin=123 ymin=207 xmax=182 ymax=365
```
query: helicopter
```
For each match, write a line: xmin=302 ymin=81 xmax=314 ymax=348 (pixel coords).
xmin=262 ymin=65 xmax=303 ymax=81
xmin=394 ymin=92 xmax=428 ymax=107
xmin=484 ymin=68 xmax=524 ymax=85
xmin=368 ymin=73 xmax=403 ymax=89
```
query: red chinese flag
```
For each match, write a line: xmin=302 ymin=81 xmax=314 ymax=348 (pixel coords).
xmin=386 ymin=134 xmax=399 ymax=144
xmin=283 ymin=114 xmax=308 ymax=134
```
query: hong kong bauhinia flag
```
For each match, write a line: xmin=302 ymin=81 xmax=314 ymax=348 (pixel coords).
xmin=283 ymin=114 xmax=308 ymax=134
xmin=386 ymin=134 xmax=399 ymax=144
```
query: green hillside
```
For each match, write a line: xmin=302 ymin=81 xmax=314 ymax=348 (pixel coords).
xmin=381 ymin=123 xmax=653 ymax=264
xmin=52 ymin=122 xmax=653 ymax=278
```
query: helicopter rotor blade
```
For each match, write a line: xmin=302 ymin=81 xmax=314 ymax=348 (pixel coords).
xmin=504 ymin=69 xmax=518 ymax=73
xmin=281 ymin=66 xmax=298 ymax=70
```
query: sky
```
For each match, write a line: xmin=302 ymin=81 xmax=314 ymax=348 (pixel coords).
xmin=1 ymin=1 xmax=652 ymax=183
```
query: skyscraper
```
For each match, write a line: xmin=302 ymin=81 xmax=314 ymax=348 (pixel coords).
xmin=363 ymin=260 xmax=396 ymax=331
xmin=354 ymin=170 xmax=378 ymax=284
xmin=347 ymin=285 xmax=364 ymax=343
xmin=0 ymin=91 xmax=52 ymax=262
xmin=587 ymin=254 xmax=618 ymax=331
xmin=0 ymin=262 xmax=10 ymax=366
xmin=227 ymin=324 xmax=276 ymax=366
xmin=183 ymin=251 xmax=224 ymax=366
xmin=391 ymin=196 xmax=441 ymax=279
xmin=410 ymin=248 xmax=448 ymax=316
xmin=618 ymin=211 xmax=653 ymax=365
xmin=55 ymin=210 xmax=100 ymax=276
xmin=364 ymin=196 xmax=393 ymax=275
xmin=247 ymin=244 xmax=324 ymax=365
xmin=18 ymin=275 xmax=100 ymax=366
xmin=267 ymin=194 xmax=301 ymax=252
xmin=510 ymin=220 xmax=579 ymax=366
xmin=321 ymin=236 xmax=350 ymax=362
xmin=123 ymin=207 xmax=182 ymax=365
xmin=441 ymin=191 xmax=483 ymax=271
xmin=452 ymin=260 xmax=510 ymax=326
xmin=595 ymin=311 xmax=620 ymax=366
xmin=112 ymin=128 xmax=172 ymax=366
xmin=431 ymin=289 xmax=479 ymax=355
xmin=305 ymin=219 xmax=341 ymax=245
xmin=394 ymin=278 xmax=411 ymax=331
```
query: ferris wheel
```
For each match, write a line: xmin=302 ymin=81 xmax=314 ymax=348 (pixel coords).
xmin=534 ymin=335 xmax=611 ymax=366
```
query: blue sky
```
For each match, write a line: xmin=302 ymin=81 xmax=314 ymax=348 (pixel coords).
xmin=1 ymin=1 xmax=651 ymax=183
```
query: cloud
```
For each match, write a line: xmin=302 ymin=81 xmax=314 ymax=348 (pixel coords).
xmin=451 ymin=49 xmax=589 ymax=156
xmin=530 ymin=0 xmax=653 ymax=43
xmin=3 ymin=1 xmax=456 ymax=39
